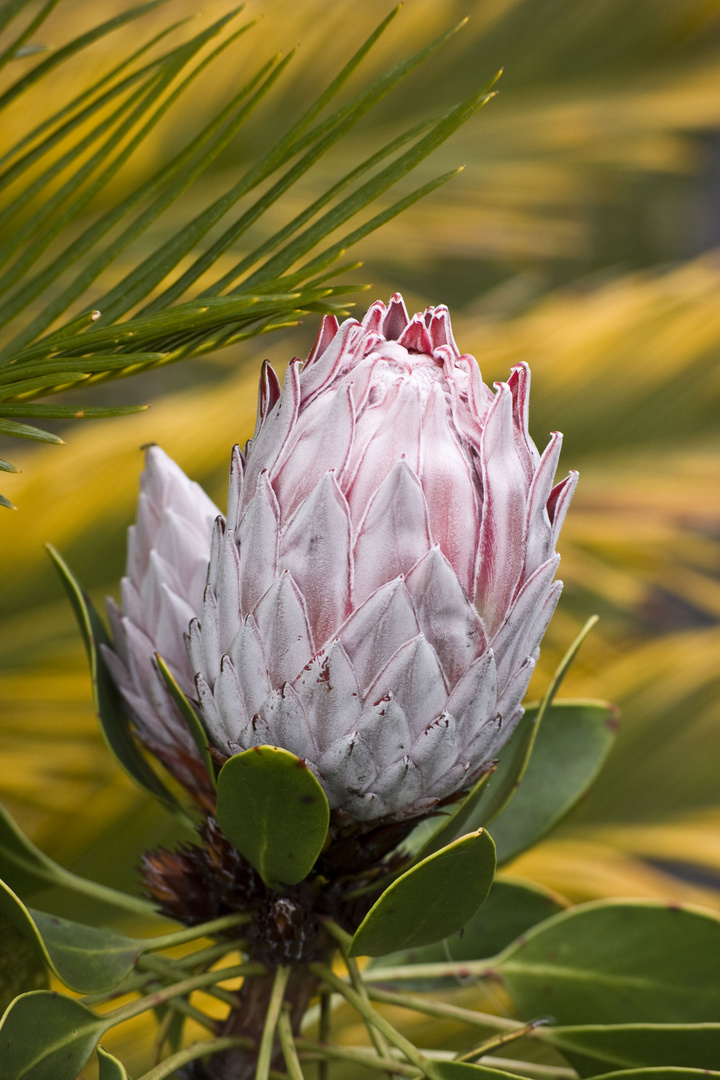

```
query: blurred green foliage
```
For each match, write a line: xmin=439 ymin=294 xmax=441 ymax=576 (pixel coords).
xmin=1 ymin=0 xmax=719 ymax=1074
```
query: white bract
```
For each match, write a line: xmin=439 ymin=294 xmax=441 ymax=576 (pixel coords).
xmin=102 ymin=448 xmax=220 ymax=793
xmin=106 ymin=295 xmax=577 ymax=823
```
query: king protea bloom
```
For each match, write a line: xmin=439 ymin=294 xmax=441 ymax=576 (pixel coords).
xmin=105 ymin=294 xmax=577 ymax=825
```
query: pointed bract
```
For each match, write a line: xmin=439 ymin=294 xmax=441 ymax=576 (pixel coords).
xmin=105 ymin=298 xmax=574 ymax=822
xmin=103 ymin=447 xmax=219 ymax=794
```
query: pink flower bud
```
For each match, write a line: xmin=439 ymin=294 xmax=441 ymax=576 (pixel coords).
xmin=107 ymin=295 xmax=577 ymax=824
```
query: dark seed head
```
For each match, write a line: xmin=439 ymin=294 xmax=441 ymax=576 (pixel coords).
xmin=255 ymin=898 xmax=315 ymax=963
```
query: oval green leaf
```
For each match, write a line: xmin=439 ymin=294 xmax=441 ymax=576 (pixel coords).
xmin=592 ymin=1071 xmax=720 ymax=1079
xmin=0 ymin=914 xmax=47 ymax=1013
xmin=497 ymin=900 xmax=720 ymax=1024
xmin=46 ymin=545 xmax=187 ymax=819
xmin=489 ymin=699 xmax=618 ymax=864
xmin=0 ymin=877 xmax=144 ymax=993
xmin=539 ymin=1023 xmax=720 ymax=1075
xmin=432 ymin=1064 xmax=523 ymax=1080
xmin=0 ymin=990 xmax=107 ymax=1080
xmin=29 ymin=909 xmax=144 ymax=993
xmin=216 ymin=745 xmax=330 ymax=888
xmin=98 ymin=1045 xmax=131 ymax=1079
xmin=366 ymin=877 xmax=567 ymax=986
xmin=348 ymin=829 xmax=496 ymax=958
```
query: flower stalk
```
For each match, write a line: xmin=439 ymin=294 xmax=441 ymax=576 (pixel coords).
xmin=309 ymin=962 xmax=444 ymax=1080
xmin=365 ymin=986 xmax=521 ymax=1032
xmin=138 ymin=953 xmax=240 ymax=1011
xmin=256 ymin=966 xmax=292 ymax=1080
xmin=106 ymin=963 xmax=265 ymax=1029
xmin=295 ymin=1039 xmax=421 ymax=1077
xmin=277 ymin=1006 xmax=305 ymax=1080
xmin=136 ymin=1038 xmax=256 ymax=1080
xmin=454 ymin=1020 xmax=542 ymax=1062
xmin=323 ymin=919 xmax=396 ymax=1071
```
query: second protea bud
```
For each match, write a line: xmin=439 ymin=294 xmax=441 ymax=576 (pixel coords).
xmin=172 ymin=293 xmax=576 ymax=825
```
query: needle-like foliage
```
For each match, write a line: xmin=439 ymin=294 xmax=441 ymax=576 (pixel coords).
xmin=0 ymin=1 xmax=497 ymax=504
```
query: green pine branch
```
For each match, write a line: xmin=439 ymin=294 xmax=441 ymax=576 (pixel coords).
xmin=0 ymin=1 xmax=497 ymax=504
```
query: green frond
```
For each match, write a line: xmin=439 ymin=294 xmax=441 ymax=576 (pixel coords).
xmin=0 ymin=17 xmax=190 ymax=176
xmin=0 ymin=0 xmax=61 ymax=78
xmin=0 ymin=2 xmax=491 ymax=502
xmin=0 ymin=1 xmax=40 ymax=39
xmin=0 ymin=417 xmax=63 ymax=442
xmin=0 ymin=0 xmax=170 ymax=113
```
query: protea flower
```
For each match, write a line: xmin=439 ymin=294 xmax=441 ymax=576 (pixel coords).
xmin=105 ymin=294 xmax=576 ymax=827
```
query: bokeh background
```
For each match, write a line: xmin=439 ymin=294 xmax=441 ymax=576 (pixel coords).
xmin=1 ymin=0 xmax=719 ymax=1072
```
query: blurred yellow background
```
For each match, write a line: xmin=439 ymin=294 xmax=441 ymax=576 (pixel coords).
xmin=1 ymin=1 xmax=719 ymax=1069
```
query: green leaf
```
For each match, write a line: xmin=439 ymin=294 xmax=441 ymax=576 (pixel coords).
xmin=348 ymin=829 xmax=496 ymax=958
xmin=98 ymin=1046 xmax=131 ymax=1080
xmin=216 ymin=745 xmax=330 ymax=888
xmin=0 ymin=1 xmax=169 ymax=114
xmin=45 ymin=545 xmax=188 ymax=819
xmin=0 ymin=5 xmax=494 ymax=494
xmin=0 ymin=914 xmax=47 ymax=1014
xmin=404 ymin=700 xmax=610 ymax=867
xmin=241 ymin=87 xmax=493 ymax=297
xmin=90 ymin=54 xmax=297 ymax=325
xmin=29 ymin=910 xmax=144 ymax=994
xmin=17 ymin=293 xmax=305 ymax=361
xmin=0 ymin=403 xmax=146 ymax=419
xmin=0 ymin=800 xmax=155 ymax=917
xmin=155 ymin=654 xmax=215 ymax=788
xmin=431 ymin=1064 xmax=523 ymax=1080
xmin=540 ymin=1023 xmax=720 ymax=1075
xmin=0 ymin=877 xmax=144 ymax=993
xmin=0 ymin=371 xmax=90 ymax=399
xmin=496 ymin=899 xmax=720 ymax=1024
xmin=27 ymin=30 xmax=264 ymax=336
xmin=0 ymin=1 xmax=40 ymax=40
xmin=0 ymin=0 xmax=60 ymax=80
xmin=489 ymin=699 xmax=618 ymax=864
xmin=134 ymin=10 xmax=462 ymax=316
xmin=0 ymin=990 xmax=107 ymax=1080
xmin=0 ymin=11 xmax=254 ymax=348
xmin=591 ymin=1072 xmax=720 ymax=1079
xmin=0 ymin=22 xmax=186 ymax=181
xmin=0 ymin=417 xmax=63 ymax=442
xmin=409 ymin=769 xmax=495 ymax=862
xmin=366 ymin=877 xmax=567 ymax=985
